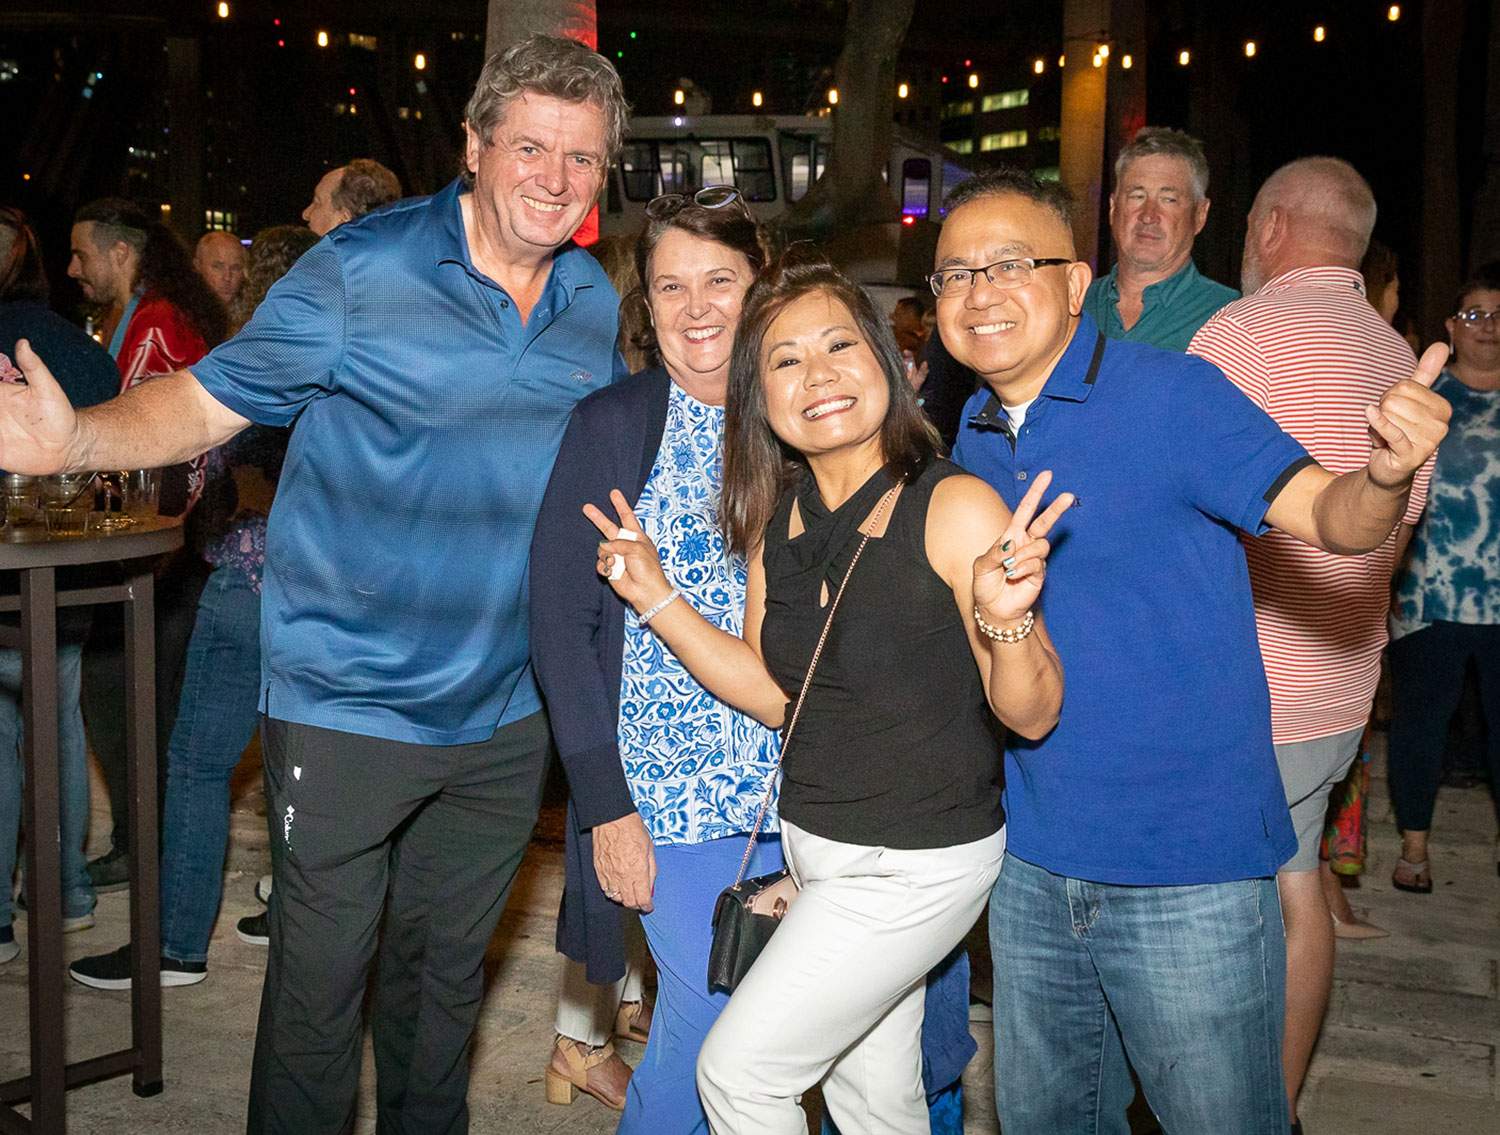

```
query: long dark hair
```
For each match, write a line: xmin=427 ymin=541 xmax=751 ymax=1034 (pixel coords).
xmin=0 ymin=207 xmax=49 ymax=303
xmin=75 ymin=198 xmax=228 ymax=348
xmin=722 ymin=254 xmax=939 ymax=554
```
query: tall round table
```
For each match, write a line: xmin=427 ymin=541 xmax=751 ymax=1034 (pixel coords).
xmin=0 ymin=514 xmax=183 ymax=1134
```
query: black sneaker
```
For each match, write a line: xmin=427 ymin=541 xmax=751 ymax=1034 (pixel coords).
xmin=0 ymin=924 xmax=18 ymax=965
xmin=236 ymin=911 xmax=269 ymax=946
xmin=86 ymin=847 xmax=130 ymax=893
xmin=69 ymin=943 xmax=206 ymax=990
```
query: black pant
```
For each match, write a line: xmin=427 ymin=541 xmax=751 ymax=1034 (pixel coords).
xmin=1388 ymin=621 xmax=1500 ymax=831
xmin=80 ymin=556 xmax=209 ymax=854
xmin=246 ymin=711 xmax=551 ymax=1135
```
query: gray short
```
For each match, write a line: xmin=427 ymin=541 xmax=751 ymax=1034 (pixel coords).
xmin=1274 ymin=725 xmax=1363 ymax=873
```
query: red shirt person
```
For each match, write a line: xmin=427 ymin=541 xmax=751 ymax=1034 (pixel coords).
xmin=68 ymin=198 xmax=226 ymax=512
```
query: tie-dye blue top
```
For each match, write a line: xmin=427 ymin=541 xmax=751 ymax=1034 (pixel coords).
xmin=618 ymin=382 xmax=782 ymax=845
xmin=1393 ymin=371 xmax=1500 ymax=637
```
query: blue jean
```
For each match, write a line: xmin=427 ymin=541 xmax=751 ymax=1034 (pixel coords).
xmin=990 ymin=854 xmax=1287 ymax=1135
xmin=619 ymin=834 xmax=783 ymax=1135
xmin=0 ymin=642 xmax=94 ymax=925
xmin=159 ymin=567 xmax=262 ymax=963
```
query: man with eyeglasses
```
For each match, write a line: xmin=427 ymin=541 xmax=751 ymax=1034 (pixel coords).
xmin=1083 ymin=127 xmax=1238 ymax=352
xmin=936 ymin=166 xmax=1450 ymax=1134
xmin=1188 ymin=157 xmax=1434 ymax=1134
xmin=1 ymin=35 xmax=628 ymax=1133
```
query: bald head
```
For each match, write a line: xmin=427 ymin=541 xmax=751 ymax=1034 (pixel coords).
xmin=1240 ymin=157 xmax=1376 ymax=293
xmin=194 ymin=230 xmax=246 ymax=305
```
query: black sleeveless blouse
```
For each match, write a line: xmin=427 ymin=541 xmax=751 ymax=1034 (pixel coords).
xmin=759 ymin=458 xmax=1004 ymax=849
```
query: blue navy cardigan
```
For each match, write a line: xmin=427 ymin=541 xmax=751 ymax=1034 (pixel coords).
xmin=530 ymin=367 xmax=672 ymax=983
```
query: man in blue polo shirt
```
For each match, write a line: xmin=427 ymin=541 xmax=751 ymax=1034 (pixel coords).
xmin=1 ymin=35 xmax=629 ymax=1135
xmin=935 ymin=167 xmax=1449 ymax=1134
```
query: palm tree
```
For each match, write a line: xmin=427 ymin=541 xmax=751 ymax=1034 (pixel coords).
xmin=485 ymin=0 xmax=597 ymax=55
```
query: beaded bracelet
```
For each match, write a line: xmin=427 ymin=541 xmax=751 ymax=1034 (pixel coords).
xmin=639 ymin=588 xmax=682 ymax=625
xmin=974 ymin=606 xmax=1035 ymax=644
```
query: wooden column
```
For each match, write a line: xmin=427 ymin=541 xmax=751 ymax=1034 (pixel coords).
xmin=1059 ymin=0 xmax=1110 ymax=269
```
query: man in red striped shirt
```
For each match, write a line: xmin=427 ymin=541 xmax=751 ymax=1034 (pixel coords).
xmin=1190 ymin=156 xmax=1433 ymax=1134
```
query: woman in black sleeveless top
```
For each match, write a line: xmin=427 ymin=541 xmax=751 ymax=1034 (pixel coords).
xmin=585 ymin=260 xmax=1069 ymax=1135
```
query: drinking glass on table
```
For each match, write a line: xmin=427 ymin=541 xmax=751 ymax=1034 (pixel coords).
xmin=123 ymin=469 xmax=161 ymax=520
xmin=2 ymin=473 xmax=41 ymax=528
xmin=41 ymin=473 xmax=96 ymax=537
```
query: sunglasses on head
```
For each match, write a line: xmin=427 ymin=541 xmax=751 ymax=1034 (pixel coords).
xmin=645 ymin=185 xmax=749 ymax=220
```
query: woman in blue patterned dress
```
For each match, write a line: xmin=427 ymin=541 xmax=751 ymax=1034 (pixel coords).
xmin=530 ymin=189 xmax=781 ymax=1133
xmin=1388 ymin=267 xmax=1500 ymax=891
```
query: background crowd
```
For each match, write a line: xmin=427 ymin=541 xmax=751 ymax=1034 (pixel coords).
xmin=0 ymin=30 xmax=1494 ymax=1135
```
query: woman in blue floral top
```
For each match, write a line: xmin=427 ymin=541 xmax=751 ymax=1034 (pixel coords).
xmin=1388 ymin=268 xmax=1500 ymax=892
xmin=532 ymin=191 xmax=779 ymax=1133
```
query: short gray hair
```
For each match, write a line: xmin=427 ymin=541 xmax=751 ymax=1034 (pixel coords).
xmin=332 ymin=158 xmax=402 ymax=220
xmin=464 ymin=35 xmax=629 ymax=165
xmin=1256 ymin=156 xmax=1377 ymax=262
xmin=1114 ymin=127 xmax=1210 ymax=200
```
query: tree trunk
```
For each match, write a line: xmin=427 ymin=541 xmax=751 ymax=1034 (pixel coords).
xmin=1418 ymin=1 xmax=1463 ymax=343
xmin=485 ymin=0 xmax=597 ymax=55
xmin=777 ymin=0 xmax=916 ymax=242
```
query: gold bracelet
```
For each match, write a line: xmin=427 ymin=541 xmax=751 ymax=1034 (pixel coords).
xmin=974 ymin=606 xmax=1035 ymax=644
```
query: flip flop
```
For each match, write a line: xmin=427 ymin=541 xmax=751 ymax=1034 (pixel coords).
xmin=1391 ymin=857 xmax=1432 ymax=894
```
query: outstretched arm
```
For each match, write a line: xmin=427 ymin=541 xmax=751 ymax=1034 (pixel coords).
xmin=585 ymin=490 xmax=789 ymax=728
xmin=1266 ymin=343 xmax=1450 ymax=554
xmin=4 ymin=341 xmax=249 ymax=475
xmin=928 ymin=471 xmax=1070 ymax=740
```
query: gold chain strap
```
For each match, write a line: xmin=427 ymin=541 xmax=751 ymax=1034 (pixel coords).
xmin=730 ymin=484 xmax=900 ymax=887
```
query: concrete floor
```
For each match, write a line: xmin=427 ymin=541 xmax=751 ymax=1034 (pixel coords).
xmin=1 ymin=732 xmax=1496 ymax=1134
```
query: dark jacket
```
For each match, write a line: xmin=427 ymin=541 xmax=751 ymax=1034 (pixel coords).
xmin=530 ymin=367 xmax=671 ymax=983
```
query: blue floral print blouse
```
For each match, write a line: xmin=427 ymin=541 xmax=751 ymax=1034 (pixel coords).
xmin=618 ymin=382 xmax=781 ymax=845
xmin=1393 ymin=371 xmax=1500 ymax=637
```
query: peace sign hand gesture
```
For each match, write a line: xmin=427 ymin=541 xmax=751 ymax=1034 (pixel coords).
xmin=973 ymin=470 xmax=1074 ymax=626
xmin=582 ymin=489 xmax=675 ymax=615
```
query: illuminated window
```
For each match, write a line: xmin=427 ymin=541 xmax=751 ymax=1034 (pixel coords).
xmin=948 ymin=138 xmax=974 ymax=155
xmin=901 ymin=158 xmax=931 ymax=217
xmin=980 ymin=130 xmax=1028 ymax=151
xmin=1033 ymin=166 xmax=1061 ymax=182
xmin=941 ymin=100 xmax=974 ymax=120
xmin=1037 ymin=125 xmax=1062 ymax=142
xmin=348 ymin=34 xmax=379 ymax=51
xmin=981 ymin=89 xmax=1030 ymax=112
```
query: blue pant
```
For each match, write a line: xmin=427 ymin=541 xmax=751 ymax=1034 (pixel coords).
xmin=159 ymin=567 xmax=262 ymax=963
xmin=619 ymin=834 xmax=782 ymax=1135
xmin=0 ymin=642 xmax=94 ymax=925
xmin=990 ymin=854 xmax=1287 ymax=1135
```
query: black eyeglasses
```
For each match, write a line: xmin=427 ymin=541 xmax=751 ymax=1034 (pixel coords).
xmin=1454 ymin=307 xmax=1500 ymax=326
xmin=645 ymin=185 xmax=749 ymax=220
xmin=927 ymin=257 xmax=1073 ymax=298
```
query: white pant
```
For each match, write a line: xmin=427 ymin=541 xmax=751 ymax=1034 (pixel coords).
xmin=554 ymin=913 xmax=647 ymax=1047
xmin=696 ymin=820 xmax=1004 ymax=1135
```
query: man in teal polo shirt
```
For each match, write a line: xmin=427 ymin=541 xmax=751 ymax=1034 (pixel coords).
xmin=0 ymin=35 xmax=630 ymax=1135
xmin=938 ymin=166 xmax=1450 ymax=1134
xmin=1082 ymin=126 xmax=1238 ymax=352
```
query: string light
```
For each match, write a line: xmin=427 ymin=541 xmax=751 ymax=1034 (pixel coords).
xmin=967 ymin=72 xmax=979 ymax=89
xmin=827 ymin=87 xmax=839 ymax=105
xmin=1097 ymin=43 xmax=1110 ymax=58
xmin=1244 ymin=40 xmax=1257 ymax=58
xmin=896 ymin=82 xmax=908 ymax=99
xmin=1058 ymin=54 xmax=1065 ymax=68
xmin=1178 ymin=49 xmax=1191 ymax=66
xmin=753 ymin=90 xmax=764 ymax=107
xmin=316 ymin=30 xmax=329 ymax=48
xmin=414 ymin=53 xmax=426 ymax=71
xmin=1121 ymin=54 xmax=1133 ymax=70
xmin=216 ymin=2 xmax=229 ymax=18
xmin=673 ymin=88 xmax=684 ymax=106
xmin=1388 ymin=5 xmax=1401 ymax=20
xmin=1033 ymin=58 xmax=1045 ymax=75
xmin=1091 ymin=53 xmax=1103 ymax=68
xmin=1313 ymin=25 xmax=1326 ymax=43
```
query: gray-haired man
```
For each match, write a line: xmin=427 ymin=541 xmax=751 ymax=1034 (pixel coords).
xmin=2 ymin=35 xmax=629 ymax=1132
xmin=1083 ymin=126 xmax=1238 ymax=351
